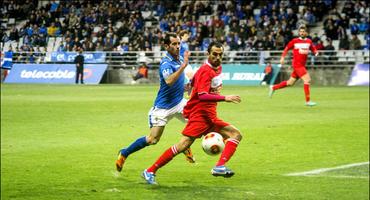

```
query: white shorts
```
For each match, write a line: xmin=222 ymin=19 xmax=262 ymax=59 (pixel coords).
xmin=148 ymin=98 xmax=187 ymax=128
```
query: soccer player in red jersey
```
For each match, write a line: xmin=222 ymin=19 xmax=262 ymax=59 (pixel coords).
xmin=142 ymin=41 xmax=243 ymax=185
xmin=269 ymin=26 xmax=319 ymax=106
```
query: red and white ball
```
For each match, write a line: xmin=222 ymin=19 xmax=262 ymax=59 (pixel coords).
xmin=201 ymin=132 xmax=225 ymax=156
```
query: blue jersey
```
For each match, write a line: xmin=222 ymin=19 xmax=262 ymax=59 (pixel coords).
xmin=153 ymin=53 xmax=185 ymax=109
xmin=179 ymin=41 xmax=189 ymax=58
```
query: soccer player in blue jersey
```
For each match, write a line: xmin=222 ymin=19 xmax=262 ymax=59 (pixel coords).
xmin=115 ymin=32 xmax=195 ymax=172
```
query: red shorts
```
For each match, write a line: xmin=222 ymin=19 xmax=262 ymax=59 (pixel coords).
xmin=182 ymin=118 xmax=230 ymax=138
xmin=291 ymin=67 xmax=307 ymax=79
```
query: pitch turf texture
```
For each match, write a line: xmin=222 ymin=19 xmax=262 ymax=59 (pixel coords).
xmin=1 ymin=84 xmax=369 ymax=200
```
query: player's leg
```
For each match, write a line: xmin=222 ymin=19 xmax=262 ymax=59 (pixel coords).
xmin=142 ymin=120 xmax=206 ymax=184
xmin=211 ymin=123 xmax=242 ymax=178
xmin=115 ymin=126 xmax=165 ymax=172
xmin=301 ymin=72 xmax=316 ymax=106
xmin=116 ymin=107 xmax=168 ymax=172
xmin=174 ymin=108 xmax=196 ymax=164
xmin=269 ymin=69 xmax=299 ymax=97
xmin=143 ymin=136 xmax=195 ymax=184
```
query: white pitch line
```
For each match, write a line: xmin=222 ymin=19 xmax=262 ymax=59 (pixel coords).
xmin=317 ymin=175 xmax=369 ymax=179
xmin=285 ymin=161 xmax=369 ymax=176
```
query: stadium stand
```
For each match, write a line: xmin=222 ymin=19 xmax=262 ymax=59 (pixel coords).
xmin=1 ymin=0 xmax=369 ymax=83
xmin=2 ymin=1 xmax=369 ymax=50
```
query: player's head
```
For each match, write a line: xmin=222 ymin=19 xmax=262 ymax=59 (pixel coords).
xmin=163 ymin=32 xmax=180 ymax=58
xmin=207 ymin=41 xmax=224 ymax=67
xmin=178 ymin=30 xmax=190 ymax=42
xmin=298 ymin=25 xmax=308 ymax=39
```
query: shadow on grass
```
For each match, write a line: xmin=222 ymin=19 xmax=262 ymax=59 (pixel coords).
xmin=138 ymin=180 xmax=244 ymax=200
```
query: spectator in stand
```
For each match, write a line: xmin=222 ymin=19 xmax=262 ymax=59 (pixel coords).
xmin=339 ymin=35 xmax=350 ymax=50
xmin=47 ymin=22 xmax=58 ymax=37
xmin=58 ymin=42 xmax=67 ymax=52
xmin=274 ymin=30 xmax=285 ymax=50
xmin=325 ymin=22 xmax=338 ymax=40
xmin=1 ymin=0 xmax=341 ymax=53
xmin=350 ymin=19 xmax=360 ymax=35
xmin=314 ymin=39 xmax=325 ymax=51
xmin=324 ymin=38 xmax=336 ymax=64
xmin=337 ymin=25 xmax=347 ymax=40
xmin=28 ymin=48 xmax=35 ymax=63
xmin=264 ymin=34 xmax=274 ymax=51
xmin=229 ymin=21 xmax=240 ymax=35
xmin=312 ymin=39 xmax=324 ymax=65
xmin=365 ymin=31 xmax=370 ymax=50
xmin=358 ymin=18 xmax=369 ymax=34
xmin=349 ymin=34 xmax=362 ymax=50
xmin=132 ymin=63 xmax=149 ymax=82
xmin=72 ymin=37 xmax=82 ymax=51
xmin=286 ymin=8 xmax=298 ymax=29
xmin=9 ymin=27 xmax=19 ymax=41
xmin=311 ymin=33 xmax=320 ymax=43
xmin=303 ymin=9 xmax=316 ymax=26
xmin=214 ymin=23 xmax=225 ymax=41
xmin=117 ymin=41 xmax=129 ymax=53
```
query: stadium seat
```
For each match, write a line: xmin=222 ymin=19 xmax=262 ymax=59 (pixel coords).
xmin=153 ymin=45 xmax=161 ymax=62
xmin=8 ymin=18 xmax=15 ymax=25
xmin=332 ymin=40 xmax=339 ymax=50
xmin=4 ymin=42 xmax=10 ymax=51
xmin=199 ymin=16 xmax=207 ymax=23
xmin=141 ymin=11 xmax=151 ymax=19
xmin=53 ymin=37 xmax=62 ymax=52
xmin=47 ymin=37 xmax=55 ymax=52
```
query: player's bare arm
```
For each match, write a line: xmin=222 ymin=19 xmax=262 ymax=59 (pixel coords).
xmin=225 ymin=95 xmax=241 ymax=103
xmin=280 ymin=56 xmax=285 ymax=65
xmin=165 ymin=51 xmax=189 ymax=86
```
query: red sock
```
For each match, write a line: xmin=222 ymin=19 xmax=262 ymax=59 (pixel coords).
xmin=304 ymin=84 xmax=310 ymax=102
xmin=273 ymin=81 xmax=287 ymax=90
xmin=147 ymin=145 xmax=179 ymax=173
xmin=216 ymin=139 xmax=240 ymax=166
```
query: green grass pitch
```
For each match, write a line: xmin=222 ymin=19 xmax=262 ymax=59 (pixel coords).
xmin=1 ymin=84 xmax=369 ymax=200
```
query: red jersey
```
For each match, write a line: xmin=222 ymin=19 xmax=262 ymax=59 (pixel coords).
xmin=183 ymin=61 xmax=223 ymax=122
xmin=264 ymin=64 xmax=272 ymax=74
xmin=282 ymin=37 xmax=317 ymax=68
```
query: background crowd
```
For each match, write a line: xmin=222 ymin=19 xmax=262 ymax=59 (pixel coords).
xmin=1 ymin=0 xmax=369 ymax=55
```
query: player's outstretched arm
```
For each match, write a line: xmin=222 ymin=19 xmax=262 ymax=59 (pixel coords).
xmin=225 ymin=95 xmax=241 ymax=104
xmin=165 ymin=51 xmax=190 ymax=86
xmin=280 ymin=56 xmax=285 ymax=65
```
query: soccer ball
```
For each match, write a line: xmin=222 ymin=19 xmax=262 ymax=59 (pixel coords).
xmin=201 ymin=132 xmax=225 ymax=156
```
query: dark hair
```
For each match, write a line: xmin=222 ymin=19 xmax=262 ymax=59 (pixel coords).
xmin=178 ymin=30 xmax=189 ymax=39
xmin=298 ymin=25 xmax=307 ymax=31
xmin=163 ymin=32 xmax=177 ymax=45
xmin=207 ymin=41 xmax=223 ymax=53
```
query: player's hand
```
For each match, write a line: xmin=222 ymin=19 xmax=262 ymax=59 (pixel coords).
xmin=315 ymin=52 xmax=319 ymax=56
xmin=183 ymin=51 xmax=190 ymax=67
xmin=184 ymin=82 xmax=192 ymax=95
xmin=280 ymin=57 xmax=285 ymax=65
xmin=225 ymin=95 xmax=241 ymax=104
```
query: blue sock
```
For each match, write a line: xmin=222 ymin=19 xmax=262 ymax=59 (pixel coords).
xmin=120 ymin=136 xmax=148 ymax=158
